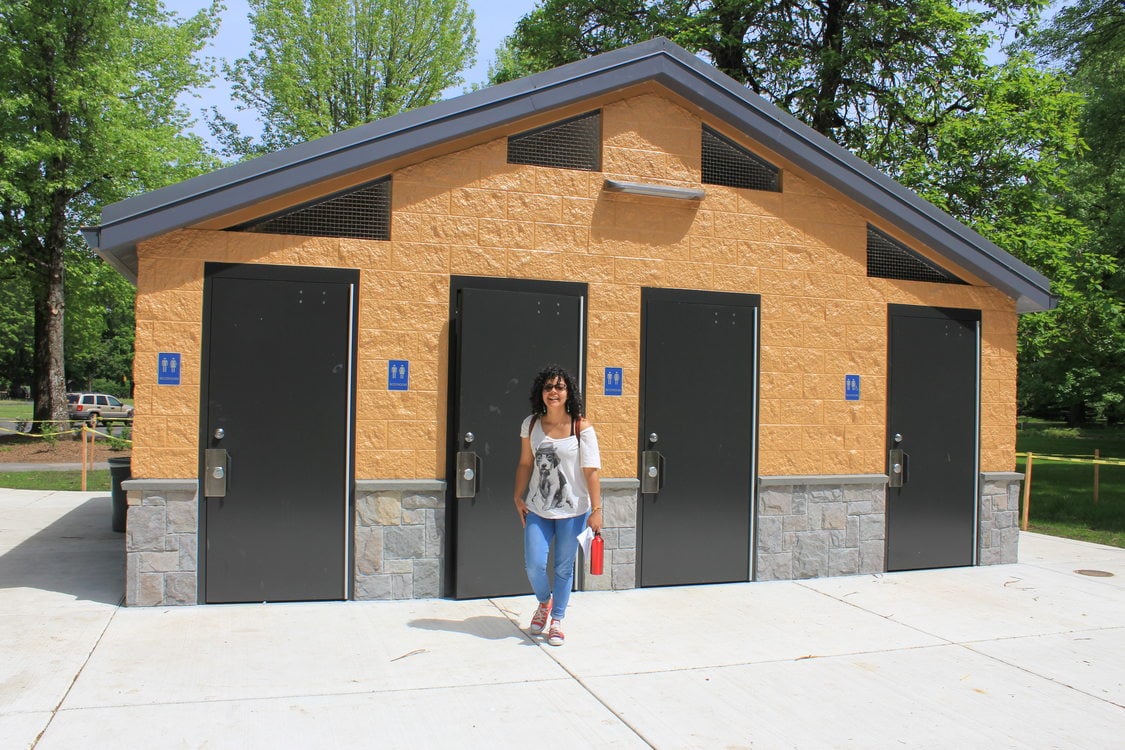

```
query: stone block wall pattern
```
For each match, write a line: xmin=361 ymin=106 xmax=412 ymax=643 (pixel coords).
xmin=354 ymin=481 xmax=445 ymax=600
xmin=978 ymin=473 xmax=1022 ymax=565
xmin=122 ymin=480 xmax=199 ymax=606
xmin=756 ymin=476 xmax=887 ymax=581
xmin=578 ymin=482 xmax=639 ymax=592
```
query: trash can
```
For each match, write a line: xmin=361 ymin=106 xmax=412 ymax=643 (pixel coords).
xmin=107 ymin=455 xmax=131 ymax=533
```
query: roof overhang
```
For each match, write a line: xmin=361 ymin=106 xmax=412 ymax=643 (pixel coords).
xmin=83 ymin=38 xmax=1054 ymax=312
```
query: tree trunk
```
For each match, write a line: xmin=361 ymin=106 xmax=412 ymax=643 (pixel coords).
xmin=31 ymin=195 xmax=69 ymax=431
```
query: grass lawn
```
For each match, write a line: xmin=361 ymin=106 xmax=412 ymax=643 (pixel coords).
xmin=1016 ymin=421 xmax=1125 ymax=548
xmin=0 ymin=399 xmax=32 ymax=421
xmin=0 ymin=470 xmax=110 ymax=492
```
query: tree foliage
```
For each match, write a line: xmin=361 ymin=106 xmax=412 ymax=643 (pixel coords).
xmin=493 ymin=1 xmax=1046 ymax=165
xmin=0 ymin=0 xmax=219 ymax=423
xmin=215 ymin=0 xmax=477 ymax=156
xmin=1019 ymin=0 xmax=1125 ymax=422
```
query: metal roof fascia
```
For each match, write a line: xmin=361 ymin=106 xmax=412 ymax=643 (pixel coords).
xmin=88 ymin=37 xmax=1053 ymax=311
xmin=92 ymin=46 xmax=679 ymax=265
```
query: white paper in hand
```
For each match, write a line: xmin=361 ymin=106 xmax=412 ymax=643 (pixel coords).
xmin=577 ymin=525 xmax=595 ymax=559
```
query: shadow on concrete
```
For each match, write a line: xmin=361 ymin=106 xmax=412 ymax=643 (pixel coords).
xmin=0 ymin=495 xmax=124 ymax=606
xmin=408 ymin=615 xmax=535 ymax=644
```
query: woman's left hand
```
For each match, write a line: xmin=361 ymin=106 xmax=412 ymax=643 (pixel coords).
xmin=587 ymin=508 xmax=603 ymax=533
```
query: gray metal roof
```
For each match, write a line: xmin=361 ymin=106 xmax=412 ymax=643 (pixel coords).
xmin=83 ymin=38 xmax=1053 ymax=312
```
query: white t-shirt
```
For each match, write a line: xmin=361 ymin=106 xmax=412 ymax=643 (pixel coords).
xmin=520 ymin=414 xmax=601 ymax=519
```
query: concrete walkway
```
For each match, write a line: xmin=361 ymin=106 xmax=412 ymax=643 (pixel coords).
xmin=1 ymin=489 xmax=1122 ymax=749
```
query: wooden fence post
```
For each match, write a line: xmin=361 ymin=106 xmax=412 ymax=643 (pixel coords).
xmin=1021 ymin=451 xmax=1033 ymax=532
xmin=81 ymin=425 xmax=88 ymax=492
xmin=1093 ymin=448 xmax=1100 ymax=505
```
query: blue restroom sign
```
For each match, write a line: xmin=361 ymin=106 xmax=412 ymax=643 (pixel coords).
xmin=388 ymin=360 xmax=409 ymax=391
xmin=845 ymin=374 xmax=861 ymax=401
xmin=158 ymin=353 xmax=181 ymax=386
xmin=604 ymin=367 xmax=623 ymax=396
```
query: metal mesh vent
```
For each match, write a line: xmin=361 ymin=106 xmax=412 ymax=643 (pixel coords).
xmin=236 ymin=178 xmax=391 ymax=241
xmin=701 ymin=125 xmax=780 ymax=192
xmin=507 ymin=111 xmax=601 ymax=171
xmin=867 ymin=226 xmax=966 ymax=285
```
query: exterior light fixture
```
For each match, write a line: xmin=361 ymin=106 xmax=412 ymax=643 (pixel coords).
xmin=603 ymin=179 xmax=706 ymax=201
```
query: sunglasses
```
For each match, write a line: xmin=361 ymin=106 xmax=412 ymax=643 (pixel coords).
xmin=542 ymin=382 xmax=568 ymax=392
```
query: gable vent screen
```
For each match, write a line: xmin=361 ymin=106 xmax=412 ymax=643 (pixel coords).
xmin=235 ymin=177 xmax=391 ymax=241
xmin=701 ymin=125 xmax=780 ymax=192
xmin=867 ymin=226 xmax=966 ymax=285
xmin=507 ymin=111 xmax=601 ymax=171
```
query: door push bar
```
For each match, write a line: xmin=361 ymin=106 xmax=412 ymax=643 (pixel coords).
xmin=641 ymin=450 xmax=665 ymax=494
xmin=456 ymin=451 xmax=481 ymax=499
xmin=888 ymin=448 xmax=909 ymax=488
xmin=204 ymin=448 xmax=230 ymax=497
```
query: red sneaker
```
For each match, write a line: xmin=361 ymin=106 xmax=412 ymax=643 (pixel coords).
xmin=548 ymin=619 xmax=565 ymax=646
xmin=529 ymin=598 xmax=551 ymax=634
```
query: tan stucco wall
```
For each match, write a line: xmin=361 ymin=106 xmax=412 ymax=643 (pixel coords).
xmin=131 ymin=91 xmax=1018 ymax=482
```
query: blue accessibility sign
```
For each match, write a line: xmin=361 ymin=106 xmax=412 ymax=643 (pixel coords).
xmin=604 ymin=367 xmax=623 ymax=396
xmin=388 ymin=360 xmax=409 ymax=391
xmin=158 ymin=353 xmax=181 ymax=386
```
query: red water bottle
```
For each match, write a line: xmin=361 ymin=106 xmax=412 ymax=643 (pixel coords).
xmin=590 ymin=532 xmax=604 ymax=575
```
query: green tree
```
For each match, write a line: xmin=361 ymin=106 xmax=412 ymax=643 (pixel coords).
xmin=1021 ymin=0 xmax=1125 ymax=422
xmin=65 ymin=251 xmax=136 ymax=396
xmin=0 ymin=0 xmax=220 ymax=427
xmin=215 ymin=0 xmax=477 ymax=156
xmin=493 ymin=1 xmax=1047 ymax=163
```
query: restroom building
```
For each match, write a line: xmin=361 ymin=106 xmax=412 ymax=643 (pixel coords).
xmin=83 ymin=39 xmax=1046 ymax=606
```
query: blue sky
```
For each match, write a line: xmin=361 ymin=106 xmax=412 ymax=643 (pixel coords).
xmin=163 ymin=0 xmax=540 ymax=141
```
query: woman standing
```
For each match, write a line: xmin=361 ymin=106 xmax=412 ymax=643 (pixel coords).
xmin=513 ymin=365 xmax=602 ymax=646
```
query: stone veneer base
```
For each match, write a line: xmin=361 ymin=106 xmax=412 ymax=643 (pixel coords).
xmin=756 ymin=475 xmax=889 ymax=581
xmin=118 ymin=473 xmax=1021 ymax=606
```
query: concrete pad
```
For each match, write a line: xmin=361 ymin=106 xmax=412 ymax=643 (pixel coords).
xmin=498 ymin=582 xmax=945 ymax=677
xmin=968 ymin=627 xmax=1125 ymax=707
xmin=0 ymin=609 xmax=115 ymax=714
xmin=584 ymin=644 xmax=1125 ymax=749
xmin=1019 ymin=532 xmax=1125 ymax=588
xmin=40 ymin=680 xmax=649 ymax=749
xmin=800 ymin=563 xmax=1125 ymax=642
xmin=0 ymin=711 xmax=51 ymax=750
xmin=0 ymin=491 xmax=110 ymax=549
xmin=63 ymin=599 xmax=567 ymax=708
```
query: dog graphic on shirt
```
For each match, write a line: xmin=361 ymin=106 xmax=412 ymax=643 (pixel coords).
xmin=532 ymin=444 xmax=573 ymax=511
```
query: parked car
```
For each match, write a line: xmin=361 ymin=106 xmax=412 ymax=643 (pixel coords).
xmin=67 ymin=393 xmax=134 ymax=424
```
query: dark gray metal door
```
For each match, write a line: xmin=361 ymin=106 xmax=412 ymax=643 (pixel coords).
xmin=886 ymin=304 xmax=979 ymax=571
xmin=201 ymin=264 xmax=357 ymax=603
xmin=450 ymin=279 xmax=585 ymax=599
xmin=639 ymin=288 xmax=759 ymax=587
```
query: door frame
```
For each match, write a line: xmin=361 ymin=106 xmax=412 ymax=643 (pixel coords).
xmin=198 ymin=262 xmax=359 ymax=603
xmin=445 ymin=275 xmax=589 ymax=598
xmin=636 ymin=287 xmax=761 ymax=585
xmin=885 ymin=303 xmax=981 ymax=570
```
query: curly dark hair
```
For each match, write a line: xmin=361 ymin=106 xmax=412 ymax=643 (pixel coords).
xmin=528 ymin=364 xmax=585 ymax=417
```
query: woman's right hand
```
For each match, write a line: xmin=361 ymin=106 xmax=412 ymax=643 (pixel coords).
xmin=514 ymin=497 xmax=529 ymax=527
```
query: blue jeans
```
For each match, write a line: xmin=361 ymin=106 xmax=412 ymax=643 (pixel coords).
xmin=524 ymin=511 xmax=589 ymax=620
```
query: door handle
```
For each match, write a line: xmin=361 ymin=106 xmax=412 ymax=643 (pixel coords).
xmin=205 ymin=448 xmax=230 ymax=497
xmin=888 ymin=448 xmax=909 ymax=488
xmin=641 ymin=450 xmax=665 ymax=494
xmin=455 ymin=451 xmax=480 ymax=499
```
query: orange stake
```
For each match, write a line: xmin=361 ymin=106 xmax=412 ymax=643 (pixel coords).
xmin=1021 ymin=452 xmax=1033 ymax=531
xmin=1094 ymin=448 xmax=1100 ymax=505
xmin=81 ymin=426 xmax=88 ymax=491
